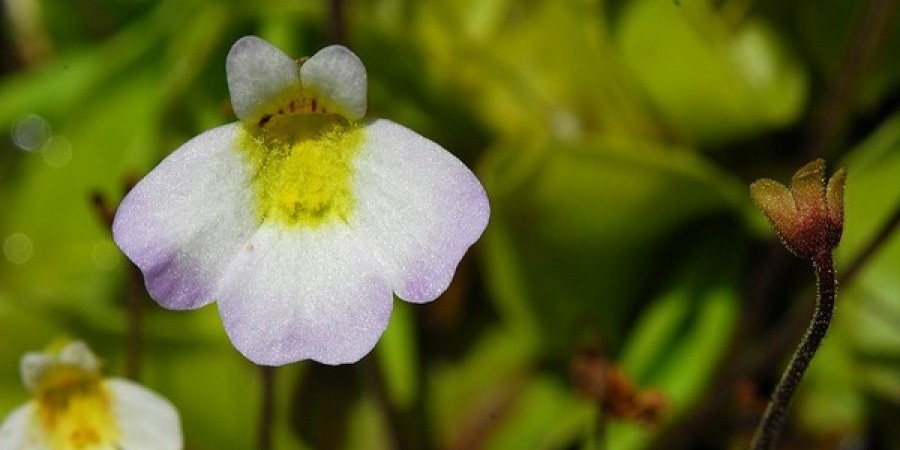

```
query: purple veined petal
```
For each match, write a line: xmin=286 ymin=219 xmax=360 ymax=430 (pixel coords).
xmin=107 ymin=379 xmax=183 ymax=450
xmin=226 ymin=36 xmax=300 ymax=121
xmin=300 ymin=45 xmax=367 ymax=121
xmin=215 ymin=223 xmax=393 ymax=366
xmin=350 ymin=119 xmax=490 ymax=303
xmin=0 ymin=404 xmax=44 ymax=450
xmin=112 ymin=123 xmax=257 ymax=311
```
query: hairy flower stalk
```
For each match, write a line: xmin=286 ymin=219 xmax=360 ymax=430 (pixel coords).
xmin=749 ymin=159 xmax=846 ymax=450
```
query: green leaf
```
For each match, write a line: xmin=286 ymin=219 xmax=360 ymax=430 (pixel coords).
xmin=480 ymin=136 xmax=745 ymax=355
xmin=615 ymin=0 xmax=808 ymax=145
xmin=609 ymin=235 xmax=743 ymax=449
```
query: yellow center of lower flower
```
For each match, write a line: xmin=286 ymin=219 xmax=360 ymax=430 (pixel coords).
xmin=238 ymin=113 xmax=363 ymax=228
xmin=34 ymin=365 xmax=120 ymax=450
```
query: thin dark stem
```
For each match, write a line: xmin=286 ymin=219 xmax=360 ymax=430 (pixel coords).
xmin=804 ymin=0 xmax=897 ymax=160
xmin=750 ymin=251 xmax=836 ymax=450
xmin=258 ymin=365 xmax=276 ymax=450
xmin=359 ymin=351 xmax=421 ymax=450
xmin=92 ymin=190 xmax=143 ymax=380
xmin=328 ymin=0 xmax=347 ymax=45
xmin=125 ymin=265 xmax=143 ymax=380
xmin=647 ymin=203 xmax=899 ymax=449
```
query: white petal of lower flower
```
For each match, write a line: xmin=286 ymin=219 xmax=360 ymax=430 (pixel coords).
xmin=107 ymin=379 xmax=183 ymax=450
xmin=0 ymin=404 xmax=46 ymax=450
xmin=215 ymin=223 xmax=393 ymax=366
xmin=113 ymin=123 xmax=257 ymax=310
xmin=351 ymin=119 xmax=490 ymax=303
xmin=300 ymin=45 xmax=367 ymax=121
xmin=227 ymin=36 xmax=300 ymax=121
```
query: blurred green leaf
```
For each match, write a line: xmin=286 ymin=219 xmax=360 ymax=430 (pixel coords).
xmin=481 ymin=136 xmax=745 ymax=354
xmin=608 ymin=234 xmax=742 ymax=450
xmin=377 ymin=301 xmax=419 ymax=410
xmin=408 ymin=0 xmax=658 ymax=141
xmin=615 ymin=0 xmax=808 ymax=145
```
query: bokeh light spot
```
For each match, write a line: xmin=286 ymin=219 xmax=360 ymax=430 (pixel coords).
xmin=41 ymin=136 xmax=73 ymax=167
xmin=11 ymin=114 xmax=51 ymax=151
xmin=4 ymin=232 xmax=34 ymax=264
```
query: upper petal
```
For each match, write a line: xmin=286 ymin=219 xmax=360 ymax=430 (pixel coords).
xmin=789 ymin=158 xmax=827 ymax=223
xmin=227 ymin=36 xmax=301 ymax=121
xmin=215 ymin=223 xmax=393 ymax=366
xmin=56 ymin=341 xmax=99 ymax=372
xmin=750 ymin=177 xmax=797 ymax=235
xmin=0 ymin=404 xmax=46 ymax=450
xmin=107 ymin=379 xmax=183 ymax=450
xmin=20 ymin=353 xmax=52 ymax=392
xmin=350 ymin=119 xmax=490 ymax=303
xmin=113 ymin=123 xmax=257 ymax=310
xmin=300 ymin=45 xmax=367 ymax=121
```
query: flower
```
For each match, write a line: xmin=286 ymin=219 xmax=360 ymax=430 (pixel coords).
xmin=112 ymin=36 xmax=490 ymax=366
xmin=0 ymin=341 xmax=182 ymax=450
xmin=750 ymin=159 xmax=845 ymax=259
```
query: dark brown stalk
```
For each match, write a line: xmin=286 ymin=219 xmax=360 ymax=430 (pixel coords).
xmin=358 ymin=351 xmax=422 ymax=450
xmin=328 ymin=0 xmax=347 ymax=45
xmin=258 ymin=365 xmax=276 ymax=450
xmin=750 ymin=251 xmax=836 ymax=450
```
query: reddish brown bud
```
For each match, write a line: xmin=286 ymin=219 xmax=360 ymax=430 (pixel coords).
xmin=750 ymin=159 xmax=846 ymax=259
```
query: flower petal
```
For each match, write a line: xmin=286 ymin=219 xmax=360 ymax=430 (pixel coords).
xmin=20 ymin=353 xmax=52 ymax=392
xmin=106 ymin=379 xmax=182 ymax=450
xmin=57 ymin=341 xmax=99 ymax=372
xmin=300 ymin=45 xmax=367 ymax=121
xmin=789 ymin=158 xmax=827 ymax=223
xmin=113 ymin=123 xmax=257 ymax=310
xmin=0 ymin=404 xmax=46 ymax=450
xmin=215 ymin=223 xmax=393 ymax=366
xmin=351 ymin=119 xmax=490 ymax=303
xmin=227 ymin=36 xmax=300 ymax=121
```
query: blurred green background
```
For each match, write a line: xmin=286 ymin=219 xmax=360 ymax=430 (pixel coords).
xmin=2 ymin=0 xmax=899 ymax=448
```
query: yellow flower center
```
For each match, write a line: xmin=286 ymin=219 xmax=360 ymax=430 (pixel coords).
xmin=34 ymin=365 xmax=120 ymax=450
xmin=238 ymin=111 xmax=363 ymax=228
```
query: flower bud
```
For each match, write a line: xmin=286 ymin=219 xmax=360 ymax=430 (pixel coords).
xmin=750 ymin=159 xmax=846 ymax=259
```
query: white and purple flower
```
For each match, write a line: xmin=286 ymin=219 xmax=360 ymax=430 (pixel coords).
xmin=0 ymin=341 xmax=182 ymax=450
xmin=112 ymin=36 xmax=490 ymax=366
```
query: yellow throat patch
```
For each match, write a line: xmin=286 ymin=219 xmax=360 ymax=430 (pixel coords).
xmin=237 ymin=111 xmax=363 ymax=228
xmin=34 ymin=365 xmax=120 ymax=449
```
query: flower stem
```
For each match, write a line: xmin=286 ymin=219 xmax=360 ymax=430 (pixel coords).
xmin=126 ymin=264 xmax=144 ymax=380
xmin=359 ymin=351 xmax=422 ymax=450
xmin=328 ymin=0 xmax=346 ymax=45
xmin=751 ymin=251 xmax=836 ymax=450
xmin=92 ymin=190 xmax=144 ymax=380
xmin=258 ymin=365 xmax=276 ymax=450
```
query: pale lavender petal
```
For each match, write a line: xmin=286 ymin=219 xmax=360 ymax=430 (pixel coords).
xmin=107 ymin=379 xmax=183 ymax=450
xmin=215 ymin=223 xmax=393 ymax=366
xmin=112 ymin=123 xmax=257 ymax=310
xmin=351 ymin=119 xmax=490 ymax=303
xmin=227 ymin=36 xmax=300 ymax=121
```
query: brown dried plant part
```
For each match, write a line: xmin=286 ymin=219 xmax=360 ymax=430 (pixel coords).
xmin=571 ymin=351 xmax=669 ymax=426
